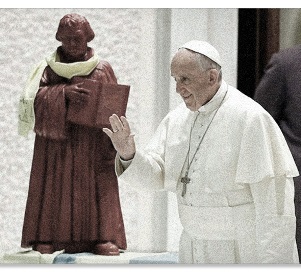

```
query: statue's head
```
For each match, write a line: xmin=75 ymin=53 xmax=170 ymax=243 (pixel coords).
xmin=55 ymin=13 xmax=95 ymax=43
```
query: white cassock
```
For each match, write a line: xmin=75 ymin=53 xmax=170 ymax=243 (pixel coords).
xmin=116 ymin=80 xmax=299 ymax=264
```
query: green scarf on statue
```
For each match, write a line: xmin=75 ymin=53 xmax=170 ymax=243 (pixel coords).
xmin=18 ymin=50 xmax=99 ymax=137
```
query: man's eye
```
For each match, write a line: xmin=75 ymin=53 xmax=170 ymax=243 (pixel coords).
xmin=181 ymin=77 xmax=189 ymax=84
xmin=174 ymin=77 xmax=189 ymax=84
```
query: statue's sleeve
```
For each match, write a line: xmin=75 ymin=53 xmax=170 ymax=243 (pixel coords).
xmin=33 ymin=69 xmax=68 ymax=140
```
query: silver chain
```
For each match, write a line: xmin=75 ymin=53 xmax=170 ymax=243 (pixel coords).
xmin=184 ymin=85 xmax=228 ymax=178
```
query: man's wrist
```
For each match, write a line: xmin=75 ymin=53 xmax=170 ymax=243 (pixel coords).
xmin=119 ymin=153 xmax=135 ymax=161
xmin=119 ymin=154 xmax=134 ymax=170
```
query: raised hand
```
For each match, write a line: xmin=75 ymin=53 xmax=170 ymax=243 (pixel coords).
xmin=102 ymin=114 xmax=136 ymax=160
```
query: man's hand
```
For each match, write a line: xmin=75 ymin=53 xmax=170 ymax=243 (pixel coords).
xmin=103 ymin=114 xmax=136 ymax=160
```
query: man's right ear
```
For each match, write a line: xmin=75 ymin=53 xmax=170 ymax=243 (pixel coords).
xmin=208 ymin=69 xmax=219 ymax=85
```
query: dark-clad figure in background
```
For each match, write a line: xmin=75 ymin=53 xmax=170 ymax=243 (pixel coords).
xmin=18 ymin=13 xmax=127 ymax=255
xmin=254 ymin=44 xmax=301 ymax=262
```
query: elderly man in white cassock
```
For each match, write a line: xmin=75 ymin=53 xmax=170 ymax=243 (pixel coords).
xmin=103 ymin=40 xmax=299 ymax=264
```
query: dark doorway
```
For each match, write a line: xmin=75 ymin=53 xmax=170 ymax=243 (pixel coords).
xmin=237 ymin=8 xmax=280 ymax=98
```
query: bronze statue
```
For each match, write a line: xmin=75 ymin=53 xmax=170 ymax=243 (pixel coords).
xmin=19 ymin=13 xmax=128 ymax=255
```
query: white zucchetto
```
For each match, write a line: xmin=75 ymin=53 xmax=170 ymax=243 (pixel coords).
xmin=180 ymin=40 xmax=222 ymax=67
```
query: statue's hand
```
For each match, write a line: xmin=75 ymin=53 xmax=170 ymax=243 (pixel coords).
xmin=103 ymin=114 xmax=136 ymax=160
xmin=64 ymin=82 xmax=91 ymax=105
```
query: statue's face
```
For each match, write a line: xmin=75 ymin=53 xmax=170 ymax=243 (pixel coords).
xmin=60 ymin=28 xmax=87 ymax=61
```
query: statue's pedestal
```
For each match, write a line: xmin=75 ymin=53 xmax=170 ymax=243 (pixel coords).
xmin=1 ymin=250 xmax=178 ymax=264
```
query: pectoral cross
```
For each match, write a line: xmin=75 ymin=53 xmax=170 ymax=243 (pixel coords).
xmin=181 ymin=175 xmax=191 ymax=197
